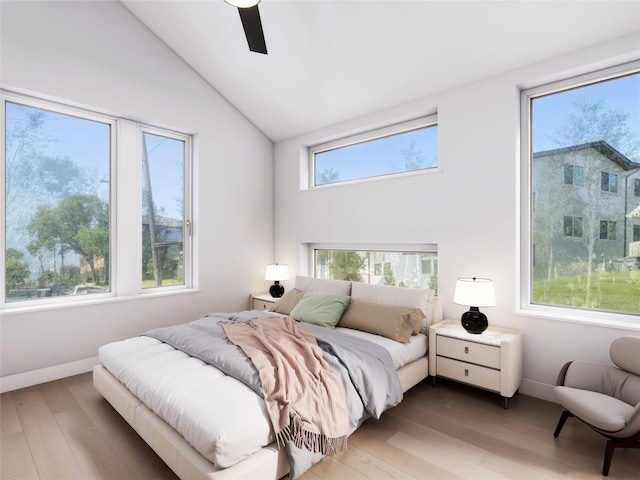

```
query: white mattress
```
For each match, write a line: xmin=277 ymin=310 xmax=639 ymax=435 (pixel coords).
xmin=98 ymin=326 xmax=427 ymax=469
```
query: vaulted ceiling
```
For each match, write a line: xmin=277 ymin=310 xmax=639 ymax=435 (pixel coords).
xmin=120 ymin=0 xmax=640 ymax=142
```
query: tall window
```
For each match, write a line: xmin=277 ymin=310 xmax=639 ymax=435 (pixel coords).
xmin=310 ymin=116 xmax=437 ymax=187
xmin=142 ymin=131 xmax=186 ymax=289
xmin=523 ymin=64 xmax=640 ymax=318
xmin=313 ymin=246 xmax=438 ymax=294
xmin=4 ymin=101 xmax=112 ymax=302
xmin=2 ymin=91 xmax=193 ymax=307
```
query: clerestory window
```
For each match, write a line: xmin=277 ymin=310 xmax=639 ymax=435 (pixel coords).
xmin=309 ymin=116 xmax=438 ymax=187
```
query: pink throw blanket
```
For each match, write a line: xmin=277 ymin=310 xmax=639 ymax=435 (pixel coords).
xmin=221 ymin=316 xmax=348 ymax=454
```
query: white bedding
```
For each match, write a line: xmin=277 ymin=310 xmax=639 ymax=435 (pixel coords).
xmin=98 ymin=326 xmax=427 ymax=470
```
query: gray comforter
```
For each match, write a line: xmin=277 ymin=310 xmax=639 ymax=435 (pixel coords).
xmin=143 ymin=310 xmax=403 ymax=479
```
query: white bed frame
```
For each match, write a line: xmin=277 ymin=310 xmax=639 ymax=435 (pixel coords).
xmin=93 ymin=296 xmax=442 ymax=480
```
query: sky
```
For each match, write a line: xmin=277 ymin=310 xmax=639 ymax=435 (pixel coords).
xmin=5 ymin=103 xmax=184 ymax=219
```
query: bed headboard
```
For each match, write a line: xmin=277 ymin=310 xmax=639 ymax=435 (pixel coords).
xmin=294 ymin=276 xmax=442 ymax=334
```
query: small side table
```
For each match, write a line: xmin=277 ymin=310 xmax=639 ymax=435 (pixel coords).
xmin=428 ymin=319 xmax=523 ymax=408
xmin=249 ymin=292 xmax=277 ymax=310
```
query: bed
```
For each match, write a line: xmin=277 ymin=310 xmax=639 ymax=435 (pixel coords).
xmin=93 ymin=276 xmax=442 ymax=480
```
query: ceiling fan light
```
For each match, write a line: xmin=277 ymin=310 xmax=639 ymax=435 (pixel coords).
xmin=224 ymin=0 xmax=260 ymax=8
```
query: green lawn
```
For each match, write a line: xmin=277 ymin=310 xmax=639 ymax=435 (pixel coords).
xmin=533 ymin=270 xmax=640 ymax=315
xmin=142 ymin=272 xmax=184 ymax=289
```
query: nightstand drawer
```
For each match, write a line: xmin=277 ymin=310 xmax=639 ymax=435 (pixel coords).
xmin=437 ymin=336 xmax=500 ymax=369
xmin=253 ymin=299 xmax=273 ymax=310
xmin=437 ymin=356 xmax=501 ymax=392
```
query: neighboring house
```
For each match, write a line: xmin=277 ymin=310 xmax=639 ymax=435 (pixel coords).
xmin=532 ymin=141 xmax=640 ymax=279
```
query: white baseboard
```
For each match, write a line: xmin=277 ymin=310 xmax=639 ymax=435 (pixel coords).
xmin=0 ymin=356 xmax=98 ymax=393
xmin=519 ymin=377 xmax=557 ymax=403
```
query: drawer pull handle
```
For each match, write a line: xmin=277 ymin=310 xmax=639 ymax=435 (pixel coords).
xmin=464 ymin=346 xmax=469 ymax=354
xmin=464 ymin=369 xmax=469 ymax=376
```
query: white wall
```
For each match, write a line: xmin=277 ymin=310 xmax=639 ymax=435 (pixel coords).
xmin=0 ymin=1 xmax=273 ymax=389
xmin=274 ymin=33 xmax=640 ymax=402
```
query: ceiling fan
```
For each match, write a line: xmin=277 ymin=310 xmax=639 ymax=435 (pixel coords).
xmin=225 ymin=0 xmax=268 ymax=55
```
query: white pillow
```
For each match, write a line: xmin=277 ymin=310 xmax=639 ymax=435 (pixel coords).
xmin=295 ymin=276 xmax=352 ymax=296
xmin=350 ymin=282 xmax=435 ymax=334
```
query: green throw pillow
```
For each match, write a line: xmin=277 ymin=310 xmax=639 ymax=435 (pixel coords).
xmin=290 ymin=291 xmax=351 ymax=329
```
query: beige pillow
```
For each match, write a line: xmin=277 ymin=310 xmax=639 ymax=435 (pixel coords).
xmin=338 ymin=299 xmax=425 ymax=343
xmin=268 ymin=288 xmax=305 ymax=315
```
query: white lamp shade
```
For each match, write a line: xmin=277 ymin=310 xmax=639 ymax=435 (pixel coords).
xmin=265 ymin=264 xmax=289 ymax=281
xmin=224 ymin=0 xmax=260 ymax=8
xmin=453 ymin=277 xmax=496 ymax=307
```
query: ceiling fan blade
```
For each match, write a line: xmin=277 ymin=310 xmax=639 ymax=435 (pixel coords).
xmin=238 ymin=5 xmax=267 ymax=55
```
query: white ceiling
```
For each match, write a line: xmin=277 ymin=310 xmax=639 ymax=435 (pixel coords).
xmin=120 ymin=0 xmax=640 ymax=142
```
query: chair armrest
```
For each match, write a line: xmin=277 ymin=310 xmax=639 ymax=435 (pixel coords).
xmin=556 ymin=361 xmax=572 ymax=386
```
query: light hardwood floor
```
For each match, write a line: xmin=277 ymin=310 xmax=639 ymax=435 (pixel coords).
xmin=1 ymin=372 xmax=638 ymax=480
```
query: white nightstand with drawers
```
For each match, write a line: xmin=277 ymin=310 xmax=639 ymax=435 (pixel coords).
xmin=428 ymin=319 xmax=523 ymax=409
xmin=249 ymin=292 xmax=277 ymax=310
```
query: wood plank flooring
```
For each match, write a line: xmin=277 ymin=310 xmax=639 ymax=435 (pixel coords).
xmin=1 ymin=372 xmax=638 ymax=479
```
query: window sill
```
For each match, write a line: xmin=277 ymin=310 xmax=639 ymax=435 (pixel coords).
xmin=515 ymin=305 xmax=640 ymax=332
xmin=0 ymin=288 xmax=201 ymax=316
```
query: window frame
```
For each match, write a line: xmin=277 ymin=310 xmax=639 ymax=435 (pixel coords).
xmin=309 ymin=243 xmax=438 ymax=293
xmin=1 ymin=89 xmax=195 ymax=311
xmin=519 ymin=61 xmax=640 ymax=328
xmin=308 ymin=115 xmax=438 ymax=189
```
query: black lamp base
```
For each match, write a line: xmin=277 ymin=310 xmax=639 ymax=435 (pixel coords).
xmin=269 ymin=281 xmax=284 ymax=298
xmin=461 ymin=307 xmax=488 ymax=334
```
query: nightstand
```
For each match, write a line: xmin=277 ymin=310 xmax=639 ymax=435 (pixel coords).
xmin=428 ymin=319 xmax=523 ymax=409
xmin=250 ymin=292 xmax=277 ymax=310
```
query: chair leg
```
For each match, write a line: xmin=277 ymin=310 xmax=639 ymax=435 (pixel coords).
xmin=554 ymin=410 xmax=573 ymax=438
xmin=603 ymin=440 xmax=615 ymax=476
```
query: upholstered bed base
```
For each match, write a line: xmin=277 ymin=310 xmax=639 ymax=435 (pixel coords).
xmin=93 ymin=355 xmax=429 ymax=480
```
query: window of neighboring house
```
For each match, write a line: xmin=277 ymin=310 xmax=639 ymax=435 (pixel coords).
xmin=2 ymin=91 xmax=193 ymax=308
xmin=309 ymin=116 xmax=437 ymax=187
xmin=522 ymin=62 xmax=640 ymax=320
xmin=599 ymin=220 xmax=617 ymax=240
xmin=635 ymin=178 xmax=640 ymax=196
xmin=634 ymin=225 xmax=640 ymax=242
xmin=563 ymin=216 xmax=583 ymax=238
xmin=564 ymin=164 xmax=583 ymax=186
xmin=312 ymin=245 xmax=438 ymax=294
xmin=601 ymin=171 xmax=618 ymax=193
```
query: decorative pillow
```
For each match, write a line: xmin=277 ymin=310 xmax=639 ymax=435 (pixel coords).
xmin=338 ymin=300 xmax=425 ymax=343
xmin=295 ymin=275 xmax=352 ymax=296
xmin=350 ymin=282 xmax=435 ymax=334
xmin=289 ymin=291 xmax=351 ymax=329
xmin=268 ymin=288 xmax=305 ymax=315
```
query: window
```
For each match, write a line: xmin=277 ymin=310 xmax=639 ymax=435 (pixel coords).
xmin=563 ymin=216 xmax=583 ymax=238
xmin=2 ymin=91 xmax=193 ymax=307
xmin=635 ymin=178 xmax=640 ymax=197
xmin=563 ymin=164 xmax=583 ymax=186
xmin=634 ymin=225 xmax=640 ymax=242
xmin=599 ymin=220 xmax=617 ymax=240
xmin=522 ymin=63 xmax=640 ymax=319
xmin=601 ymin=172 xmax=618 ymax=193
xmin=312 ymin=246 xmax=438 ymax=294
xmin=142 ymin=131 xmax=187 ymax=289
xmin=310 ymin=116 xmax=437 ymax=187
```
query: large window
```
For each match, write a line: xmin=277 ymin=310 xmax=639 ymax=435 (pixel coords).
xmin=2 ymin=91 xmax=193 ymax=307
xmin=310 ymin=116 xmax=437 ymax=187
xmin=522 ymin=63 xmax=640 ymax=319
xmin=312 ymin=246 xmax=438 ymax=294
